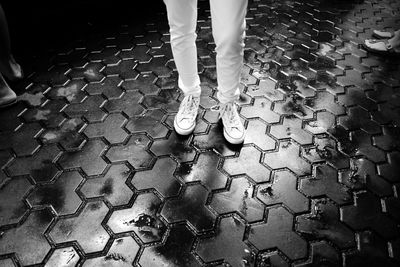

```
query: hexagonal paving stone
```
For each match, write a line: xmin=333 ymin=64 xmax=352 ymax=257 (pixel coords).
xmin=294 ymin=241 xmax=341 ymax=267
xmin=119 ymin=45 xmax=151 ymax=61
xmin=258 ymin=170 xmax=309 ymax=213
xmin=176 ymin=151 xmax=228 ymax=190
xmin=297 ymin=199 xmax=355 ymax=249
xmin=304 ymin=111 xmax=336 ymax=134
xmin=85 ymin=76 xmax=124 ymax=99
xmin=142 ymin=89 xmax=180 ymax=112
xmin=140 ymin=224 xmax=200 ymax=267
xmin=87 ymin=47 xmax=120 ymax=65
xmin=373 ymin=125 xmax=400 ymax=151
xmin=210 ymin=176 xmax=264 ymax=222
xmin=338 ymin=86 xmax=377 ymax=111
xmin=84 ymin=113 xmax=129 ymax=144
xmin=132 ymin=157 xmax=181 ymax=198
xmin=45 ymin=247 xmax=80 ymax=267
xmin=106 ymin=134 xmax=153 ymax=170
xmin=104 ymin=91 xmax=145 ymax=118
xmin=249 ymin=207 xmax=307 ymax=260
xmin=58 ymin=139 xmax=108 ymax=176
xmin=0 ymin=150 xmax=12 ymax=184
xmin=223 ymin=146 xmax=271 ymax=183
xmin=103 ymin=59 xmax=139 ymax=80
xmin=0 ymin=176 xmax=32 ymax=226
xmin=126 ymin=109 xmax=169 ymax=139
xmin=0 ymin=123 xmax=42 ymax=157
xmin=241 ymin=97 xmax=281 ymax=124
xmin=196 ymin=216 xmax=254 ymax=267
xmin=343 ymin=230 xmax=397 ymax=267
xmin=64 ymin=95 xmax=108 ymax=123
xmin=28 ymin=171 xmax=83 ymax=216
xmin=21 ymin=100 xmax=67 ymax=128
xmin=6 ymin=144 xmax=62 ymax=183
xmin=199 ymin=84 xmax=218 ymax=109
xmin=349 ymin=130 xmax=385 ymax=163
xmin=81 ymin=164 xmax=133 ymax=206
xmin=161 ymin=184 xmax=216 ymax=233
xmin=255 ymin=251 xmax=289 ymax=267
xmin=305 ymin=91 xmax=345 ymax=115
xmin=372 ymin=103 xmax=400 ymax=127
xmin=309 ymin=72 xmax=345 ymax=95
xmin=377 ymin=151 xmax=400 ymax=183
xmin=273 ymin=95 xmax=314 ymax=120
xmin=302 ymin=136 xmax=350 ymax=169
xmin=270 ymin=116 xmax=313 ymax=145
xmin=46 ymin=79 xmax=87 ymax=103
xmin=244 ymin=119 xmax=276 ymax=150
xmin=341 ymin=191 xmax=399 ymax=240
xmin=336 ymin=69 xmax=372 ymax=90
xmin=40 ymin=118 xmax=86 ymax=151
xmin=339 ymin=106 xmax=381 ymax=135
xmin=83 ymin=237 xmax=140 ymax=267
xmin=340 ymin=158 xmax=392 ymax=197
xmin=0 ymin=209 xmax=53 ymax=266
xmin=121 ymin=74 xmax=160 ymax=95
xmin=0 ymin=259 xmax=15 ymax=267
xmin=300 ymin=165 xmax=351 ymax=205
xmin=151 ymin=132 xmax=196 ymax=163
xmin=192 ymin=122 xmax=238 ymax=157
xmin=264 ymin=141 xmax=311 ymax=176
xmin=136 ymin=57 xmax=172 ymax=77
xmin=68 ymin=62 xmax=105 ymax=82
xmin=107 ymin=192 xmax=166 ymax=243
xmin=50 ymin=201 xmax=110 ymax=253
xmin=246 ymin=78 xmax=284 ymax=101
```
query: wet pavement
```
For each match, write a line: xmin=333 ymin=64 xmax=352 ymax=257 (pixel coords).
xmin=1 ymin=0 xmax=400 ymax=266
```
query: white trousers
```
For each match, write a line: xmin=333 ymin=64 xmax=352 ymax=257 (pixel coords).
xmin=163 ymin=0 xmax=248 ymax=104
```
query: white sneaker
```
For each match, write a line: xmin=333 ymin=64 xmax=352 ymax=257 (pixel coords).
xmin=174 ymin=95 xmax=200 ymax=135
xmin=217 ymin=102 xmax=245 ymax=144
xmin=0 ymin=75 xmax=17 ymax=109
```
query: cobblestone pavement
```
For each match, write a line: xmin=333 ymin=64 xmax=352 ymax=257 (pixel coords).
xmin=1 ymin=0 xmax=400 ymax=266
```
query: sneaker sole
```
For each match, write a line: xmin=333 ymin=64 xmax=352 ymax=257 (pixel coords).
xmin=0 ymin=98 xmax=17 ymax=109
xmin=174 ymin=116 xmax=196 ymax=135
xmin=223 ymin=128 xmax=245 ymax=145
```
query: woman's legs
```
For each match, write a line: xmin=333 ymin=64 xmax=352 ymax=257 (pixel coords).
xmin=209 ymin=0 xmax=248 ymax=104
xmin=164 ymin=0 xmax=201 ymax=135
xmin=209 ymin=0 xmax=248 ymax=144
xmin=163 ymin=0 xmax=201 ymax=97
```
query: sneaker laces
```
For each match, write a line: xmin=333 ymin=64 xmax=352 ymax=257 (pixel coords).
xmin=180 ymin=95 xmax=199 ymax=120
xmin=211 ymin=102 xmax=241 ymax=129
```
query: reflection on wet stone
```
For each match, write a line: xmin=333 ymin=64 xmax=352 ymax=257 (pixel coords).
xmin=107 ymin=192 xmax=166 ymax=243
xmin=161 ymin=184 xmax=216 ymax=232
xmin=140 ymin=224 xmax=200 ymax=267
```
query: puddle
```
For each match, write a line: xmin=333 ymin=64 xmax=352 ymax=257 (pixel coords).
xmin=124 ymin=213 xmax=165 ymax=239
xmin=55 ymin=84 xmax=79 ymax=102
xmin=105 ymin=253 xmax=126 ymax=262
xmin=18 ymin=92 xmax=45 ymax=106
xmin=84 ymin=69 xmax=96 ymax=77
xmin=32 ymin=109 xmax=51 ymax=121
xmin=283 ymin=96 xmax=307 ymax=116
xmin=99 ymin=178 xmax=113 ymax=196
xmin=318 ymin=43 xmax=333 ymax=56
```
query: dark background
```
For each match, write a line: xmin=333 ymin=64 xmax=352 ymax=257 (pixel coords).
xmin=2 ymin=1 xmax=166 ymax=68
